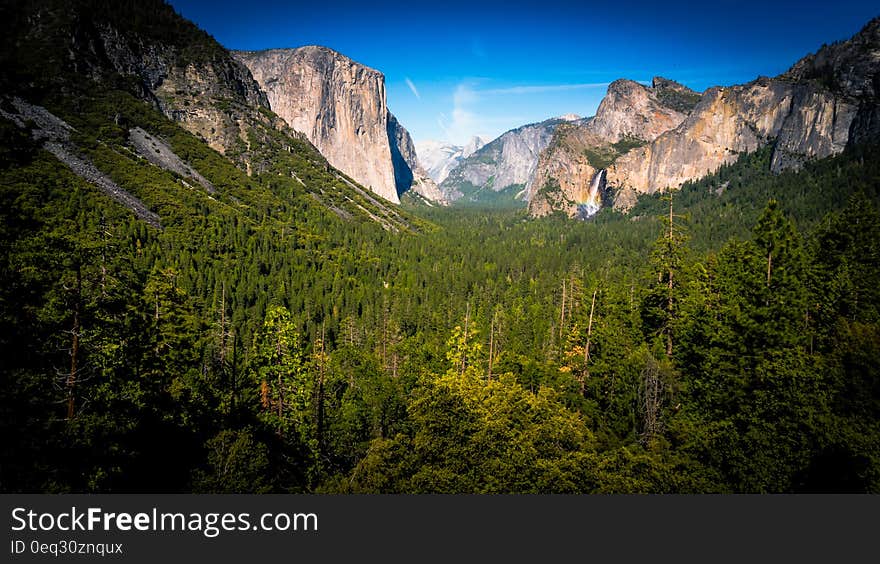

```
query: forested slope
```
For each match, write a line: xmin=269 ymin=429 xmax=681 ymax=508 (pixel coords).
xmin=1 ymin=0 xmax=878 ymax=493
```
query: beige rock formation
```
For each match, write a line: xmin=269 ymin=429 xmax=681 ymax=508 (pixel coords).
xmin=606 ymin=79 xmax=859 ymax=208
xmin=527 ymin=125 xmax=603 ymax=217
xmin=528 ymin=78 xmax=697 ymax=217
xmin=234 ymin=46 xmax=401 ymax=204
xmin=588 ymin=79 xmax=690 ymax=143
xmin=532 ymin=17 xmax=880 ymax=216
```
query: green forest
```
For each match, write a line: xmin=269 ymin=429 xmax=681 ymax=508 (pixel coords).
xmin=2 ymin=88 xmax=879 ymax=492
xmin=1 ymin=0 xmax=879 ymax=494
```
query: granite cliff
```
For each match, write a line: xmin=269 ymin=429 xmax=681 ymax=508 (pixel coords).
xmin=234 ymin=46 xmax=437 ymax=205
xmin=388 ymin=113 xmax=447 ymax=204
xmin=529 ymin=17 xmax=880 ymax=217
xmin=528 ymin=78 xmax=698 ymax=217
xmin=0 ymin=0 xmax=413 ymax=230
xmin=606 ymin=17 xmax=880 ymax=210
xmin=441 ymin=118 xmax=569 ymax=204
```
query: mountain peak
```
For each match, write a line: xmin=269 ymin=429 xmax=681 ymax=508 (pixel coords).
xmin=236 ymin=45 xmax=385 ymax=79
xmin=779 ymin=15 xmax=880 ymax=99
xmin=586 ymin=77 xmax=690 ymax=143
xmin=462 ymin=136 xmax=487 ymax=158
xmin=235 ymin=47 xmax=399 ymax=202
xmin=652 ymin=76 xmax=697 ymax=94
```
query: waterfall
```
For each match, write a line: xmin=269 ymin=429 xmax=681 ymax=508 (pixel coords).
xmin=578 ymin=169 xmax=604 ymax=219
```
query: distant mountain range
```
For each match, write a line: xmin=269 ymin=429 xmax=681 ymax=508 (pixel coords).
xmin=435 ymin=115 xmax=581 ymax=205
xmin=416 ymin=136 xmax=486 ymax=184
xmin=1 ymin=0 xmax=878 ymax=220
xmin=529 ymin=19 xmax=880 ymax=218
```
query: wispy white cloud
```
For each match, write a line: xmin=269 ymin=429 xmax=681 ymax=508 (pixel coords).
xmin=405 ymin=77 xmax=421 ymax=100
xmin=481 ymin=82 xmax=611 ymax=95
xmin=437 ymin=83 xmax=523 ymax=145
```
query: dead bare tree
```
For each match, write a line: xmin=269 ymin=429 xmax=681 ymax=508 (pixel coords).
xmin=639 ymin=354 xmax=664 ymax=446
xmin=66 ymin=264 xmax=82 ymax=420
xmin=559 ymin=278 xmax=567 ymax=339
xmin=579 ymin=287 xmax=598 ymax=394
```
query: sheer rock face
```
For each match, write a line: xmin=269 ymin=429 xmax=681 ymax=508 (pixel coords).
xmin=528 ymin=78 xmax=696 ymax=217
xmin=607 ymin=18 xmax=880 ymax=209
xmin=388 ymin=113 xmax=447 ymax=204
xmin=234 ymin=46 xmax=402 ymax=204
xmin=151 ymin=58 xmax=276 ymax=161
xmin=606 ymin=78 xmax=861 ymax=208
xmin=527 ymin=124 xmax=603 ymax=218
xmin=70 ymin=21 xmax=282 ymax=168
xmin=441 ymin=119 xmax=561 ymax=202
xmin=532 ymin=17 xmax=880 ymax=215
xmin=587 ymin=78 xmax=691 ymax=143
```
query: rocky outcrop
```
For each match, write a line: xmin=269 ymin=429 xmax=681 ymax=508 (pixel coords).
xmin=587 ymin=78 xmax=691 ymax=143
xmin=441 ymin=119 xmax=562 ymax=203
xmin=528 ymin=78 xmax=697 ymax=217
xmin=416 ymin=136 xmax=486 ymax=184
xmin=1 ymin=0 xmax=418 ymax=231
xmin=527 ymin=123 xmax=604 ymax=217
xmin=606 ymin=78 xmax=861 ymax=208
xmin=388 ymin=113 xmax=447 ymax=204
xmin=84 ymin=21 xmax=279 ymax=166
xmin=5 ymin=1 xmax=309 ymax=176
xmin=605 ymin=18 xmax=880 ymax=209
xmin=530 ymin=17 xmax=880 ymax=216
xmin=234 ymin=46 xmax=420 ymax=204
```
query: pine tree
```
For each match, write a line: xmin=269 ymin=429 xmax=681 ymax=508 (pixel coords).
xmin=642 ymin=193 xmax=688 ymax=358
xmin=251 ymin=305 xmax=310 ymax=442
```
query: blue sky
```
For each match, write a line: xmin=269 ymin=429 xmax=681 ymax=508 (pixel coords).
xmin=169 ymin=0 xmax=878 ymax=146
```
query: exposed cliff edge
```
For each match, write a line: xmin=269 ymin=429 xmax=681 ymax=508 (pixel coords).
xmin=606 ymin=18 xmax=880 ymax=210
xmin=529 ymin=17 xmax=880 ymax=218
xmin=234 ymin=46 xmax=438 ymax=205
xmin=388 ymin=113 xmax=447 ymax=204
xmin=441 ymin=118 xmax=566 ymax=204
xmin=528 ymin=78 xmax=698 ymax=217
xmin=0 ymin=0 xmax=415 ymax=231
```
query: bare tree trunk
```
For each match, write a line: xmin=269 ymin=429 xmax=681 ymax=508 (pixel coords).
xmin=382 ymin=297 xmax=388 ymax=373
xmin=559 ymin=279 xmax=566 ymax=339
xmin=219 ymin=282 xmax=227 ymax=366
xmin=276 ymin=326 xmax=283 ymax=423
xmin=277 ymin=371 xmax=283 ymax=421
xmin=488 ymin=312 xmax=495 ymax=381
xmin=317 ymin=323 xmax=326 ymax=458
xmin=581 ymin=288 xmax=598 ymax=395
xmin=667 ymin=267 xmax=673 ymax=358
xmin=640 ymin=356 xmax=663 ymax=446
xmin=461 ymin=301 xmax=470 ymax=375
xmin=260 ymin=380 xmax=269 ymax=410
xmin=99 ymin=215 xmax=108 ymax=298
xmin=66 ymin=265 xmax=81 ymax=420
xmin=231 ymin=331 xmax=237 ymax=415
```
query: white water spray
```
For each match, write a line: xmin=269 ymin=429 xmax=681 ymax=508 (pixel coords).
xmin=578 ymin=169 xmax=604 ymax=219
